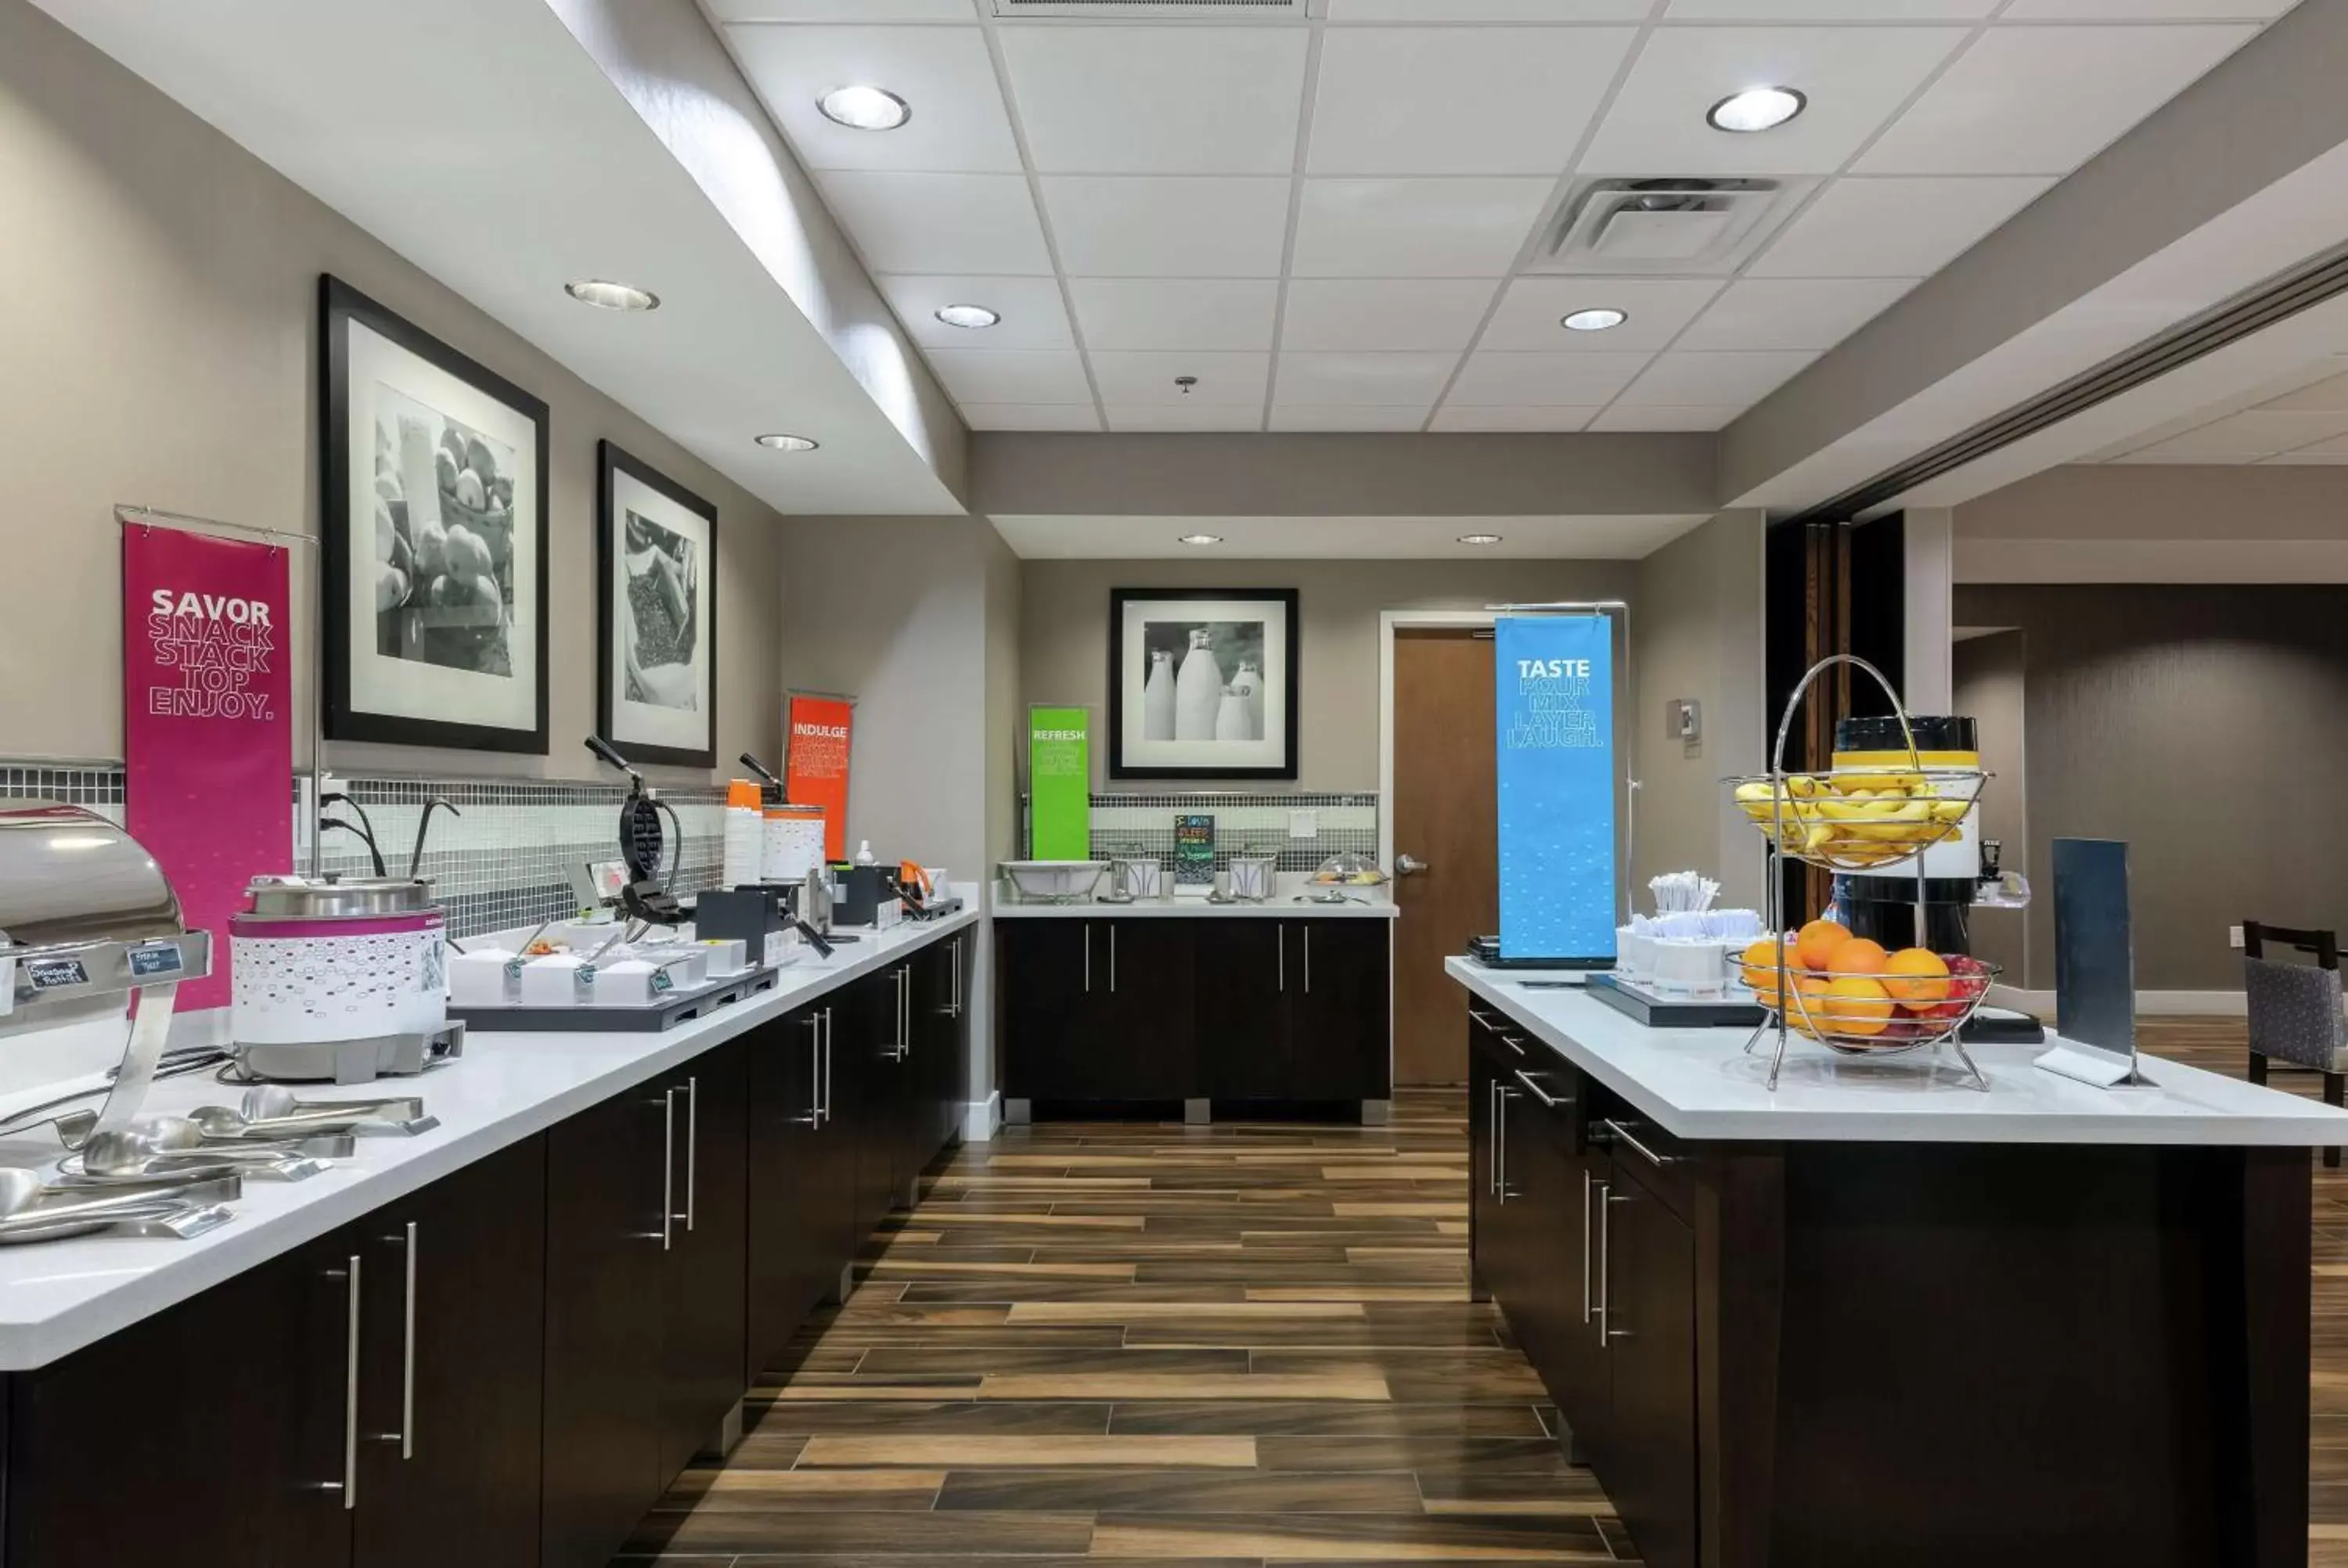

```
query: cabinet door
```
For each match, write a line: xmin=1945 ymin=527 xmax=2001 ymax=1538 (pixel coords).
xmin=8 ymin=1229 xmax=359 ymax=1568
xmin=1601 ymin=1166 xmax=1698 ymax=1568
xmin=1097 ymin=919 xmax=1195 ymax=1099
xmin=999 ymin=919 xmax=1093 ymax=1100
xmin=1194 ymin=919 xmax=1292 ymax=1100
xmin=661 ymin=1036 xmax=749 ymax=1483
xmin=920 ymin=931 xmax=969 ymax=1156
xmin=840 ymin=967 xmax=909 ymax=1230
xmin=355 ymin=1136 xmax=547 ymax=1568
xmin=542 ymin=1084 xmax=668 ymax=1568
xmin=1290 ymin=920 xmax=1392 ymax=1100
xmin=747 ymin=1007 xmax=841 ymax=1379
xmin=1468 ymin=1028 xmax=1500 ymax=1302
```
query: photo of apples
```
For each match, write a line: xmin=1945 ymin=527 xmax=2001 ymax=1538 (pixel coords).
xmin=369 ymin=383 xmax=517 ymax=677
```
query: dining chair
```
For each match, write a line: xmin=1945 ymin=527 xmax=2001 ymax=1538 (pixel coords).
xmin=2242 ymin=922 xmax=2346 ymax=1167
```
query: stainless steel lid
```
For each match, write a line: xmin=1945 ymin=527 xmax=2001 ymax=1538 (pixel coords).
xmin=243 ymin=876 xmax=438 ymax=920
xmin=0 ymin=802 xmax=185 ymax=951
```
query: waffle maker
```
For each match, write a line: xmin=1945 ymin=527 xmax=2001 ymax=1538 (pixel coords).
xmin=585 ymin=736 xmax=686 ymax=927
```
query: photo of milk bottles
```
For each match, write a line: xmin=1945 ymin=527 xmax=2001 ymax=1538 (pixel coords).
xmin=1232 ymin=660 xmax=1264 ymax=741
xmin=1142 ymin=619 xmax=1266 ymax=750
xmin=1175 ymin=628 xmax=1223 ymax=739
xmin=1143 ymin=649 xmax=1176 ymax=741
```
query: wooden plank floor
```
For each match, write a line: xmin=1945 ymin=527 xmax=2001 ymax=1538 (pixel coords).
xmin=615 ymin=1020 xmax=2348 ymax=1566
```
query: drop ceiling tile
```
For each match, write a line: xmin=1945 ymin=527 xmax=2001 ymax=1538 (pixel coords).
xmin=1677 ymin=277 xmax=1918 ymax=352
xmin=2000 ymin=0 xmax=2288 ymax=18
xmin=1329 ymin=1 xmax=1649 ymax=17
xmin=1447 ymin=352 xmax=1652 ymax=405
xmin=1280 ymin=280 xmax=1500 ymax=352
xmin=921 ymin=348 xmax=1093 ymax=405
xmin=1069 ymin=279 xmax=1280 ymax=351
xmin=1276 ymin=351 xmax=1462 ymax=406
xmin=1000 ymin=27 xmax=1309 ymax=174
xmin=726 ymin=25 xmax=1018 ymax=174
xmin=1856 ymin=25 xmax=2260 ymax=176
xmin=1666 ymin=0 xmax=1993 ymax=16
xmin=877 ymin=275 xmax=1074 ymax=350
xmin=1586 ymin=405 xmax=1746 ymax=431
xmin=2261 ymin=434 xmax=2348 ymax=462
xmin=2120 ymin=410 xmax=2348 ymax=460
xmin=1089 ymin=351 xmax=1272 ymax=407
xmin=1042 ymin=178 xmax=1292 ymax=278
xmin=1428 ymin=405 xmax=1603 ymax=432
xmin=1479 ymin=278 xmax=1725 ymax=351
xmin=1579 ymin=27 xmax=1969 ymax=176
xmin=1105 ymin=404 xmax=1266 ymax=432
xmin=1291 ymin=178 xmax=1556 ymax=278
xmin=1308 ymin=27 xmax=1635 ymax=177
xmin=1748 ymin=175 xmax=2054 ymax=278
xmin=2257 ymin=371 xmax=2348 ymax=412
xmin=958 ymin=404 xmax=1103 ymax=432
xmin=1269 ymin=405 xmax=1434 ymax=431
xmin=708 ymin=0 xmax=976 ymax=19
xmin=1615 ymin=349 xmax=1817 ymax=406
xmin=816 ymin=172 xmax=1050 ymax=274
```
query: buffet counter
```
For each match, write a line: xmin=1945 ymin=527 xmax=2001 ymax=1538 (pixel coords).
xmin=1452 ymin=958 xmax=2344 ymax=1568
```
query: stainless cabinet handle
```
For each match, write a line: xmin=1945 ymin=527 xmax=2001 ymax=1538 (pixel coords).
xmin=1580 ymin=1169 xmax=1594 ymax=1325
xmin=1277 ymin=927 xmax=1285 ymax=993
xmin=1495 ymin=1086 xmax=1518 ymax=1203
xmin=685 ymin=1076 xmax=699 ymax=1232
xmin=949 ymin=937 xmax=961 ymax=1016
xmin=798 ymin=1014 xmax=823 ymax=1126
xmin=1605 ymin=1119 xmax=1676 ymax=1168
xmin=1467 ymin=1007 xmax=1504 ymax=1033
xmin=1486 ymin=1081 xmax=1500 ymax=1196
xmin=1500 ymin=1034 xmax=1527 ymax=1057
xmin=1303 ymin=926 xmax=1311 ymax=994
xmin=899 ymin=966 xmax=913 ymax=1060
xmin=1083 ymin=926 xmax=1091 ymax=993
xmin=1109 ymin=926 xmax=1117 ymax=993
xmin=661 ymin=1088 xmax=675 ymax=1253
xmin=1603 ymin=1189 xmax=1633 ymax=1343
xmin=333 ymin=1253 xmax=361 ymax=1509
xmin=399 ymin=1222 xmax=416 ymax=1458
xmin=1513 ymin=1068 xmax=1567 ymax=1109
xmin=823 ymin=1008 xmax=834 ymax=1119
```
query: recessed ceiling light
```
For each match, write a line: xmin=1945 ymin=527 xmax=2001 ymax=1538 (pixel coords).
xmin=1561 ymin=307 xmax=1627 ymax=333
xmin=935 ymin=304 xmax=1000 ymax=330
xmin=1707 ymin=87 xmax=1806 ymax=135
xmin=564 ymin=279 xmax=659 ymax=312
xmin=1178 ymin=534 xmax=1223 ymax=546
xmin=817 ymin=85 xmax=910 ymax=131
xmin=754 ymin=433 xmax=819 ymax=452
xmin=1457 ymin=534 xmax=1504 ymax=546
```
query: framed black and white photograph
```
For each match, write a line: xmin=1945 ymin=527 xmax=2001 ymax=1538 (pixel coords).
xmin=1108 ymin=588 xmax=1298 ymax=781
xmin=320 ymin=275 xmax=549 ymax=752
xmin=597 ymin=441 xmax=717 ymax=769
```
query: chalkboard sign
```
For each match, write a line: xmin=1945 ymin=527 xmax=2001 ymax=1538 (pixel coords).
xmin=1174 ymin=814 xmax=1216 ymax=890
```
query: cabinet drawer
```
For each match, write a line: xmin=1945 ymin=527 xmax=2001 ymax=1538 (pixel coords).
xmin=1594 ymin=1114 xmax=1695 ymax=1221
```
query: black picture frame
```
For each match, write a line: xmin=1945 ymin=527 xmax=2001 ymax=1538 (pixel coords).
xmin=1107 ymin=587 xmax=1300 ymax=782
xmin=319 ymin=274 xmax=551 ymax=753
xmin=596 ymin=441 xmax=719 ymax=770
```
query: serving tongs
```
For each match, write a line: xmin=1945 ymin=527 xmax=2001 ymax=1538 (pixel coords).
xmin=189 ymin=1087 xmax=437 ymax=1141
xmin=0 ymin=1170 xmax=242 ymax=1243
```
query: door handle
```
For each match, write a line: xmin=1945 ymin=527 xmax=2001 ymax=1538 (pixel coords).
xmin=1109 ymin=926 xmax=1117 ymax=993
xmin=949 ymin=936 xmax=961 ymax=1016
xmin=1513 ymin=1068 xmax=1568 ymax=1110
xmin=661 ymin=1088 xmax=675 ymax=1253
xmin=684 ymin=1076 xmax=699 ymax=1232
xmin=1083 ymin=926 xmax=1091 ymax=993
xmin=1605 ymin=1119 xmax=1676 ymax=1168
xmin=1396 ymin=853 xmax=1428 ymax=876
xmin=1302 ymin=926 xmax=1311 ymax=994
xmin=1277 ymin=926 xmax=1285 ymax=993
xmin=798 ymin=1014 xmax=823 ymax=1127
xmin=822 ymin=1008 xmax=834 ymax=1121
xmin=1580 ymin=1169 xmax=1594 ymax=1325
xmin=1495 ymin=1086 xmax=1518 ymax=1203
xmin=1601 ymin=1188 xmax=1633 ymax=1346
xmin=372 ymin=1221 xmax=419 ymax=1458
xmin=326 ymin=1253 xmax=361 ymax=1509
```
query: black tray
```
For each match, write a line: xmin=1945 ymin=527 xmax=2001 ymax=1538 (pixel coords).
xmin=450 ymin=966 xmax=780 ymax=1034
xmin=1585 ymin=972 xmax=1765 ymax=1030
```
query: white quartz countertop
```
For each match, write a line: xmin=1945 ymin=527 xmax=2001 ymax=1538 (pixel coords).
xmin=995 ymin=887 xmax=1398 ymax=919
xmin=0 ymin=908 xmax=980 ymax=1372
xmin=1449 ymin=955 xmax=2348 ymax=1149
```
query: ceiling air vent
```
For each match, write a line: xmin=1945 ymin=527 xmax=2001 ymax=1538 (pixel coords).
xmin=989 ymin=0 xmax=1308 ymax=18
xmin=1532 ymin=177 xmax=1817 ymax=278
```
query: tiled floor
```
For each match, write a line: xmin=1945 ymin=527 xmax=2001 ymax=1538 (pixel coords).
xmin=617 ymin=1019 xmax=2346 ymax=1566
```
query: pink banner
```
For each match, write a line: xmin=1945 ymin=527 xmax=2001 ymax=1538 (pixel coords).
xmin=124 ymin=523 xmax=293 ymax=1010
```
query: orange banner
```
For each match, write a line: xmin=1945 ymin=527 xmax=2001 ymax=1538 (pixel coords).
xmin=784 ymin=694 xmax=853 ymax=862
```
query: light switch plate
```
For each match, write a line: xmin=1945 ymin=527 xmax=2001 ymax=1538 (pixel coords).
xmin=1289 ymin=810 xmax=1317 ymax=840
xmin=2230 ymin=925 xmax=2245 ymax=950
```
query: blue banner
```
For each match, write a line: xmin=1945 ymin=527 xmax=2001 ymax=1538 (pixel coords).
xmin=1495 ymin=615 xmax=1617 ymax=962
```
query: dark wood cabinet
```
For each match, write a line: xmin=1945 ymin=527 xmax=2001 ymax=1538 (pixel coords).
xmin=746 ymin=1005 xmax=847 ymax=1380
xmin=1194 ymin=920 xmax=1291 ymax=1101
xmin=1000 ymin=919 xmax=1105 ymax=1102
xmin=1597 ymin=1155 xmax=1696 ymax=1568
xmin=1094 ymin=919 xmax=1195 ymax=1099
xmin=659 ymin=1037 xmax=748 ymax=1482
xmin=1290 ymin=919 xmax=1392 ymax=1101
xmin=355 ymin=1136 xmax=547 ymax=1568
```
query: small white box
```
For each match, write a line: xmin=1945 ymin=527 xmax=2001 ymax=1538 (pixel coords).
xmin=519 ymin=954 xmax=587 ymax=1007
xmin=589 ymin=958 xmax=693 ymax=1006
xmin=632 ymin=945 xmax=708 ymax=989
xmin=449 ymin=948 xmax=517 ymax=1007
xmin=696 ymin=937 xmax=749 ymax=977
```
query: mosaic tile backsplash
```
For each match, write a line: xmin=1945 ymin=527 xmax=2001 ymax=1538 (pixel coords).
xmin=1084 ymin=792 xmax=1377 ymax=873
xmin=0 ymin=763 xmax=725 ymax=942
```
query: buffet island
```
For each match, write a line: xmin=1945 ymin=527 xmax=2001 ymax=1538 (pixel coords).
xmin=1450 ymin=956 xmax=2345 ymax=1568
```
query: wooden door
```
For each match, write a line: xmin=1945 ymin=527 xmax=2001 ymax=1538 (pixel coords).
xmin=1290 ymin=919 xmax=1392 ymax=1100
xmin=661 ymin=1038 xmax=748 ymax=1483
xmin=1392 ymin=628 xmax=1498 ymax=1084
xmin=355 ymin=1136 xmax=546 ymax=1568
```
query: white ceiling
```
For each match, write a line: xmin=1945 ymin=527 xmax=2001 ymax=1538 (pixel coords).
xmin=991 ymin=512 xmax=1710 ymax=559
xmin=2078 ymin=361 xmax=2348 ymax=463
xmin=708 ymin=0 xmax=2285 ymax=435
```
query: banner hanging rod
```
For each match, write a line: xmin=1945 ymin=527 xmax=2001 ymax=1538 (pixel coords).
xmin=116 ymin=504 xmax=313 ymax=549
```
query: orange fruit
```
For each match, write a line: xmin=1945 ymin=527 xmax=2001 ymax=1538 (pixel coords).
xmin=1784 ymin=976 xmax=1833 ymax=1037
xmin=1740 ymin=935 xmax=1792 ymax=994
xmin=1820 ymin=976 xmax=1896 ymax=1037
xmin=1883 ymin=948 xmax=1951 ymax=1009
xmin=1794 ymin=919 xmax=1849 ymax=971
xmin=1824 ymin=937 xmax=1888 ymax=977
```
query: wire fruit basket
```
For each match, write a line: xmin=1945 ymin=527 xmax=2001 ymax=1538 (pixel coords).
xmin=1727 ymin=655 xmax=1996 ymax=1091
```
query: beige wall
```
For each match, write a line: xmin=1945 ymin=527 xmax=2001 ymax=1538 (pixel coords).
xmin=1951 ymin=631 xmax=2031 ymax=985
xmin=0 ymin=0 xmax=784 ymax=782
xmin=1954 ymin=584 xmax=2346 ymax=991
xmin=1019 ymin=557 xmax=1639 ymax=792
xmin=1629 ymin=512 xmax=1768 ymax=912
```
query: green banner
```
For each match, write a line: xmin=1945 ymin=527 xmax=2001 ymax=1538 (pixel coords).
xmin=1028 ymin=706 xmax=1091 ymax=861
